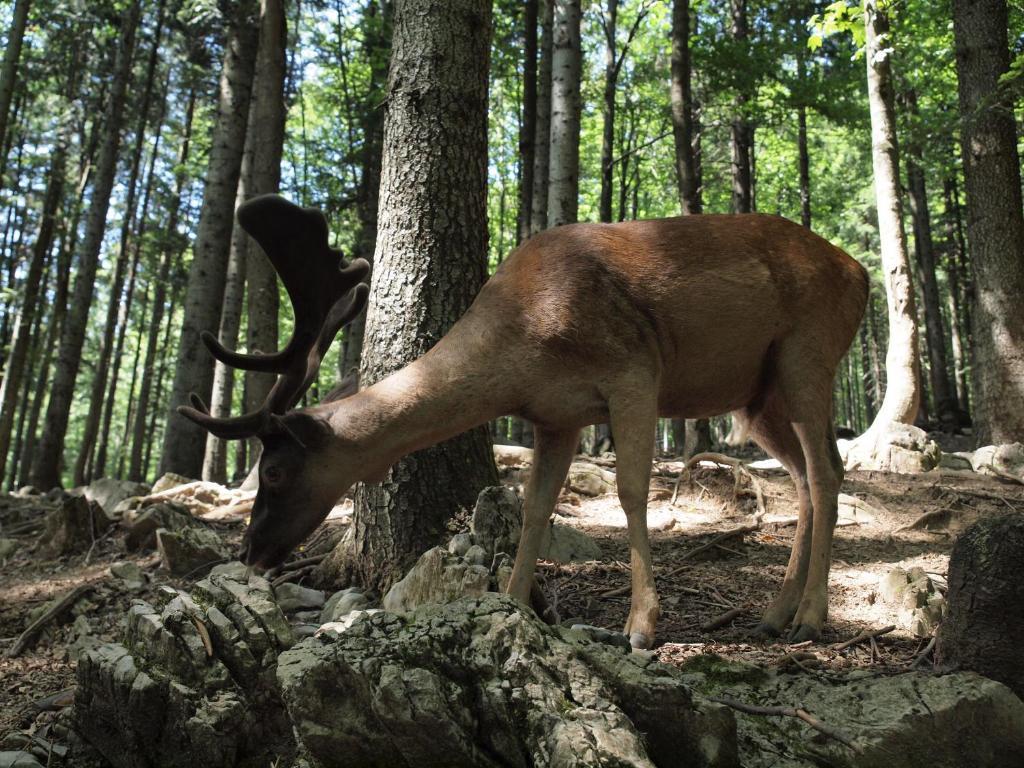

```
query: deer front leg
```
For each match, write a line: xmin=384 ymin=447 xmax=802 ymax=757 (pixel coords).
xmin=608 ymin=396 xmax=660 ymax=650
xmin=506 ymin=427 xmax=579 ymax=604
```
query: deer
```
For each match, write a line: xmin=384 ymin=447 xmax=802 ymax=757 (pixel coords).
xmin=180 ymin=194 xmax=868 ymax=648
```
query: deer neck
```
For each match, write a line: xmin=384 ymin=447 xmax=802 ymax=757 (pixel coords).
xmin=327 ymin=344 xmax=503 ymax=475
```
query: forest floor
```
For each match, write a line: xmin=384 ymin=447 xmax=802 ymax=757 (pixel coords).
xmin=1 ymin=446 xmax=1023 ymax=759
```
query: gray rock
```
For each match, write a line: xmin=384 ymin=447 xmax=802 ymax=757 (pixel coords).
xmin=447 ymin=531 xmax=474 ymax=557
xmin=73 ymin=478 xmax=150 ymax=516
xmin=971 ymin=442 xmax=1024 ymax=480
xmin=470 ymin=486 xmax=522 ymax=557
xmin=878 ymin=567 xmax=945 ymax=637
xmin=540 ymin=523 xmax=602 ymax=563
xmin=569 ymin=623 xmax=632 ymax=651
xmin=38 ymin=496 xmax=113 ymax=558
xmin=0 ymin=538 xmax=17 ymax=563
xmin=156 ymin=526 xmax=229 ymax=577
xmin=938 ymin=451 xmax=974 ymax=471
xmin=679 ymin=655 xmax=1024 ymax=768
xmin=568 ymin=461 xmax=617 ymax=495
xmin=109 ymin=561 xmax=147 ymax=591
xmin=492 ymin=444 xmax=534 ymax=467
xmin=276 ymin=595 xmax=736 ymax=768
xmin=381 ymin=547 xmax=491 ymax=613
xmin=123 ymin=501 xmax=201 ymax=551
xmin=321 ymin=588 xmax=370 ymax=624
xmin=12 ymin=485 xmax=40 ymax=497
xmin=150 ymin=472 xmax=194 ymax=494
xmin=463 ymin=543 xmax=489 ymax=566
xmin=73 ymin=570 xmax=296 ymax=768
xmin=0 ymin=752 xmax=44 ymax=768
xmin=274 ymin=583 xmax=326 ymax=613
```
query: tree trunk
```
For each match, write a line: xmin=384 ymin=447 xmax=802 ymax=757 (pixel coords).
xmin=903 ymin=90 xmax=957 ymax=430
xmin=546 ymin=0 xmax=582 ymax=227
xmin=729 ymin=0 xmax=752 ymax=214
xmin=30 ymin=0 xmax=141 ymax=490
xmin=943 ymin=178 xmax=969 ymax=415
xmin=670 ymin=0 xmax=700 ymax=215
xmin=796 ymin=38 xmax=811 ymax=228
xmin=598 ymin=0 xmax=618 ymax=224
xmin=518 ymin=0 xmax=538 ymax=240
xmin=339 ymin=1 xmax=391 ymax=379
xmin=129 ymin=87 xmax=197 ymax=482
xmin=860 ymin=1 xmax=921 ymax=436
xmin=322 ymin=0 xmax=498 ymax=594
xmin=74 ymin=0 xmax=166 ymax=484
xmin=0 ymin=0 xmax=30 ymax=158
xmin=159 ymin=0 xmax=260 ymax=478
xmin=952 ymin=0 xmax=1024 ymax=444
xmin=529 ymin=0 xmax=553 ymax=235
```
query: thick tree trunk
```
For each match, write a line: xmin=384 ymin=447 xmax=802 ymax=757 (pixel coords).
xmin=529 ymin=0 xmax=553 ymax=236
xmin=546 ymin=0 xmax=582 ymax=227
xmin=904 ymin=90 xmax=957 ymax=430
xmin=243 ymin=0 xmax=288 ymax=466
xmin=75 ymin=0 xmax=166 ymax=484
xmin=729 ymin=0 xmax=752 ymax=214
xmin=0 ymin=0 xmax=30 ymax=158
xmin=860 ymin=1 xmax=921 ymax=436
xmin=670 ymin=0 xmax=700 ymax=215
xmin=323 ymin=0 xmax=498 ymax=594
xmin=339 ymin=1 xmax=391 ymax=379
xmin=30 ymin=0 xmax=141 ymax=490
xmin=129 ymin=88 xmax=197 ymax=482
xmin=159 ymin=0 xmax=260 ymax=478
xmin=952 ymin=0 xmax=1024 ymax=444
xmin=518 ymin=0 xmax=538 ymax=240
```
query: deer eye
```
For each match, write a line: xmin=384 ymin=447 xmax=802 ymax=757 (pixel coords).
xmin=263 ymin=465 xmax=285 ymax=487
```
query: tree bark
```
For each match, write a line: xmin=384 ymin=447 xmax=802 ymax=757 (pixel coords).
xmin=729 ymin=0 xmax=752 ymax=214
xmin=860 ymin=1 xmax=921 ymax=435
xmin=903 ymin=90 xmax=957 ymax=430
xmin=0 ymin=0 xmax=30 ymax=159
xmin=546 ymin=0 xmax=582 ymax=227
xmin=952 ymin=0 xmax=1024 ymax=444
xmin=30 ymin=0 xmax=141 ymax=490
xmin=943 ymin=178 xmax=970 ymax=415
xmin=670 ymin=0 xmax=700 ymax=215
xmin=529 ymin=0 xmax=553 ymax=235
xmin=323 ymin=0 xmax=498 ymax=594
xmin=129 ymin=87 xmax=197 ymax=482
xmin=518 ymin=0 xmax=538 ymax=240
xmin=159 ymin=0 xmax=260 ymax=478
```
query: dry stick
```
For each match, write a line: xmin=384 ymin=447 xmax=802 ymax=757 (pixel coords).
xmin=601 ymin=523 xmax=761 ymax=598
xmin=912 ymin=636 xmax=937 ymax=668
xmin=830 ymin=624 xmax=895 ymax=652
xmin=6 ymin=584 xmax=93 ymax=658
xmin=701 ymin=604 xmax=749 ymax=632
xmin=280 ymin=553 xmax=328 ymax=571
xmin=709 ymin=696 xmax=861 ymax=752
xmin=894 ymin=508 xmax=953 ymax=534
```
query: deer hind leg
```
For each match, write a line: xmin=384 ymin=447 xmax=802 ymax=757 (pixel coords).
xmin=739 ymin=402 xmax=813 ymax=638
xmin=608 ymin=393 xmax=660 ymax=649
xmin=506 ymin=427 xmax=579 ymax=604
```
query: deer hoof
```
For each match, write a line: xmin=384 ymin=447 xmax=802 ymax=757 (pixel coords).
xmin=788 ymin=623 xmax=820 ymax=643
xmin=751 ymin=622 xmax=782 ymax=639
xmin=629 ymin=632 xmax=652 ymax=650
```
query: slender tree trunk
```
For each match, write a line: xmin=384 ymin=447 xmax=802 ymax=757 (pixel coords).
xmin=670 ymin=0 xmax=701 ymax=215
xmin=860 ymin=1 xmax=921 ymax=438
xmin=529 ymin=0 xmax=553 ymax=235
xmin=130 ymin=88 xmax=197 ymax=481
xmin=943 ymin=178 xmax=969 ymax=414
xmin=903 ymin=89 xmax=957 ymax=429
xmin=145 ymin=284 xmax=180 ymax=478
xmin=952 ymin=0 xmax=1024 ymax=444
xmin=8 ymin=257 xmax=49 ymax=490
xmin=243 ymin=0 xmax=288 ymax=466
xmin=518 ymin=0 xmax=538 ymax=239
xmin=546 ymin=0 xmax=582 ymax=227
xmin=30 ymin=0 xmax=141 ymax=490
xmin=729 ymin=0 xmax=752 ymax=214
xmin=598 ymin=0 xmax=619 ymax=223
xmin=160 ymin=0 xmax=260 ymax=478
xmin=0 ymin=0 xmax=30 ymax=159
xmin=339 ymin=0 xmax=391 ymax=378
xmin=796 ymin=30 xmax=812 ymax=228
xmin=322 ymin=0 xmax=498 ymax=594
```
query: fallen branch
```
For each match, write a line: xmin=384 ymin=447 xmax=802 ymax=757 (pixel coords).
xmin=6 ymin=584 xmax=93 ymax=658
xmin=911 ymin=636 xmax=937 ymax=668
xmin=701 ymin=604 xmax=749 ymax=632
xmin=709 ymin=696 xmax=861 ymax=752
xmin=982 ymin=464 xmax=1024 ymax=486
xmin=894 ymin=509 xmax=952 ymax=534
xmin=831 ymin=625 xmax=895 ymax=652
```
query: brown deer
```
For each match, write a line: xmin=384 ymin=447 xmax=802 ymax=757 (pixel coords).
xmin=180 ymin=194 xmax=868 ymax=647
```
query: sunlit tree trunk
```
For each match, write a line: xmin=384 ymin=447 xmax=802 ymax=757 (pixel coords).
xmin=547 ymin=0 xmax=582 ymax=227
xmin=0 ymin=0 xmax=30 ymax=157
xmin=729 ymin=0 xmax=752 ymax=214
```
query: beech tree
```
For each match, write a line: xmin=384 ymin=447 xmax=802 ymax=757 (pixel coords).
xmin=547 ymin=0 xmax=582 ymax=227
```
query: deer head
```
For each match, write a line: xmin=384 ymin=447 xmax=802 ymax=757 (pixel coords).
xmin=178 ymin=194 xmax=369 ymax=568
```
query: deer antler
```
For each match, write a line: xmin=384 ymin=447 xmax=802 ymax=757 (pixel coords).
xmin=178 ymin=194 xmax=370 ymax=439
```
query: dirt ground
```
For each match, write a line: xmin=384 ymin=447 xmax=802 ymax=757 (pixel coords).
xmin=2 ymin=453 xmax=1023 ymax=761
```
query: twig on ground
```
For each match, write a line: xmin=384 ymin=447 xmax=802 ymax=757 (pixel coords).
xmin=709 ymin=696 xmax=861 ymax=752
xmin=912 ymin=636 xmax=937 ymax=668
xmin=272 ymin=565 xmax=316 ymax=587
xmin=6 ymin=584 xmax=94 ymax=658
xmin=701 ymin=604 xmax=749 ymax=632
xmin=894 ymin=509 xmax=953 ymax=533
xmin=831 ymin=625 xmax=895 ymax=652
